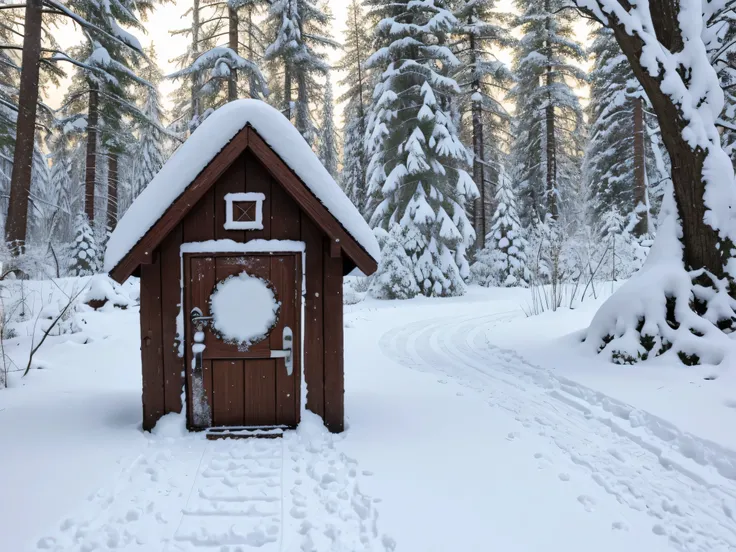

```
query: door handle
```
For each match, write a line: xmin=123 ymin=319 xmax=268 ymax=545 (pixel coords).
xmin=270 ymin=326 xmax=293 ymax=376
xmin=190 ymin=307 xmax=213 ymax=331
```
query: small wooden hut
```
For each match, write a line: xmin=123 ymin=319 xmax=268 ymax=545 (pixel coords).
xmin=105 ymin=100 xmax=379 ymax=434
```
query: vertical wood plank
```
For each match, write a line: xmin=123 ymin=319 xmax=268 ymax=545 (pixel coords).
xmin=140 ymin=257 xmax=165 ymax=431
xmin=182 ymin=187 xmax=215 ymax=242
xmin=215 ymin=154 xmax=246 ymax=241
xmin=244 ymin=151 xmax=272 ymax=241
xmin=212 ymin=359 xmax=245 ymax=426
xmin=269 ymin=170 xmax=301 ymax=240
xmin=323 ymin=239 xmax=344 ymax=433
xmin=160 ymin=225 xmax=183 ymax=414
xmin=244 ymin=359 xmax=277 ymax=426
xmin=301 ymin=215 xmax=324 ymax=419
xmin=272 ymin=255 xmax=298 ymax=426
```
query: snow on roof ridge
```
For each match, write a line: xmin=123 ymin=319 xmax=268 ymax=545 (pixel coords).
xmin=104 ymin=99 xmax=380 ymax=274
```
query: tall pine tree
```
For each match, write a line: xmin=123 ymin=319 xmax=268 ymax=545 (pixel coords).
xmin=264 ymin=0 xmax=336 ymax=145
xmin=584 ymin=26 xmax=661 ymax=235
xmin=318 ymin=73 xmax=338 ymax=178
xmin=169 ymin=0 xmax=269 ymax=120
xmin=509 ymin=0 xmax=585 ymax=225
xmin=336 ymin=0 xmax=373 ymax=216
xmin=128 ymin=45 xmax=168 ymax=211
xmin=365 ymin=0 xmax=478 ymax=297
xmin=452 ymin=0 xmax=515 ymax=247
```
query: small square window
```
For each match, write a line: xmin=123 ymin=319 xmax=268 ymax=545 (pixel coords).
xmin=224 ymin=192 xmax=265 ymax=231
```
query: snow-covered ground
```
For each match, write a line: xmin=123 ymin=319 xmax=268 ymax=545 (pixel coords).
xmin=2 ymin=279 xmax=736 ymax=551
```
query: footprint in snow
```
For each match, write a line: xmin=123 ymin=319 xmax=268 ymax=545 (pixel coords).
xmin=506 ymin=432 xmax=520 ymax=441
xmin=534 ymin=452 xmax=551 ymax=469
xmin=611 ymin=521 xmax=629 ymax=531
xmin=577 ymin=495 xmax=596 ymax=512
xmin=558 ymin=473 xmax=570 ymax=482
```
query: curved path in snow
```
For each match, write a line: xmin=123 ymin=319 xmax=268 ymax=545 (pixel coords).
xmin=379 ymin=311 xmax=736 ymax=552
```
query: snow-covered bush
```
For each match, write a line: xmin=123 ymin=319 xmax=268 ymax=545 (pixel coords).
xmin=369 ymin=225 xmax=419 ymax=300
xmin=69 ymin=214 xmax=100 ymax=277
xmin=81 ymin=274 xmax=133 ymax=310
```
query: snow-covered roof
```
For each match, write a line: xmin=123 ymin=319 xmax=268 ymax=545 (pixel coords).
xmin=104 ymin=100 xmax=379 ymax=273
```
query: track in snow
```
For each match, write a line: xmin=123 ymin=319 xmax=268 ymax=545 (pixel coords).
xmin=35 ymin=418 xmax=393 ymax=552
xmin=379 ymin=311 xmax=736 ymax=552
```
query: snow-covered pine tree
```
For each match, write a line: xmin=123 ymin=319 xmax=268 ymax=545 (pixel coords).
xmin=584 ymin=26 xmax=663 ymax=236
xmin=128 ymin=45 xmax=168 ymax=212
xmin=65 ymin=0 xmax=153 ymax=225
xmin=336 ymin=0 xmax=372 ymax=217
xmin=69 ymin=213 xmax=99 ymax=276
xmin=509 ymin=0 xmax=586 ymax=225
xmin=48 ymin=131 xmax=79 ymax=244
xmin=452 ymin=0 xmax=515 ymax=247
xmin=364 ymin=0 xmax=478 ymax=297
xmin=27 ymin=141 xmax=52 ymax=244
xmin=318 ymin=73 xmax=338 ymax=178
xmin=169 ymin=0 xmax=269 ymax=120
xmin=485 ymin=166 xmax=530 ymax=286
xmin=264 ymin=0 xmax=337 ymax=145
xmin=369 ymin=225 xmax=420 ymax=299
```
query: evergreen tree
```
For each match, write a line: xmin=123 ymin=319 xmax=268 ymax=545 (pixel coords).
xmin=509 ymin=0 xmax=585 ymax=225
xmin=364 ymin=0 xmax=478 ymax=297
xmin=169 ymin=0 xmax=268 ymax=118
xmin=369 ymin=225 xmax=419 ymax=299
xmin=487 ymin=166 xmax=530 ymax=286
xmin=28 ymin=141 xmax=52 ymax=244
xmin=129 ymin=45 xmax=168 ymax=210
xmin=336 ymin=0 xmax=373 ymax=216
xmin=264 ymin=0 xmax=336 ymax=145
xmin=452 ymin=0 xmax=515 ymax=246
xmin=584 ymin=26 xmax=661 ymax=234
xmin=318 ymin=73 xmax=338 ymax=178
xmin=65 ymin=0 xmax=154 ymax=224
xmin=48 ymin=131 xmax=78 ymax=243
xmin=70 ymin=213 xmax=99 ymax=276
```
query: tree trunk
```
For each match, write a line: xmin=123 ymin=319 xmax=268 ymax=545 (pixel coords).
xmin=353 ymin=0 xmax=368 ymax=214
xmin=5 ymin=0 xmax=43 ymax=251
xmin=106 ymin=152 xmax=118 ymax=232
xmin=228 ymin=5 xmax=238 ymax=102
xmin=544 ymin=1 xmax=558 ymax=220
xmin=545 ymin=92 xmax=557 ymax=219
xmin=469 ymin=32 xmax=486 ymax=249
xmin=85 ymin=84 xmax=99 ymax=222
xmin=191 ymin=0 xmax=201 ymax=125
xmin=632 ymin=96 xmax=648 ymax=236
xmin=610 ymin=17 xmax=724 ymax=277
xmin=296 ymin=72 xmax=310 ymax=144
xmin=283 ymin=69 xmax=292 ymax=121
xmin=246 ymin=7 xmax=257 ymax=98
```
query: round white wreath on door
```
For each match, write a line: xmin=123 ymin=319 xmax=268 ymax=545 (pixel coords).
xmin=208 ymin=272 xmax=281 ymax=348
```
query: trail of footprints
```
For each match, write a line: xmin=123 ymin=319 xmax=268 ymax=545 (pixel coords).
xmin=173 ymin=439 xmax=283 ymax=550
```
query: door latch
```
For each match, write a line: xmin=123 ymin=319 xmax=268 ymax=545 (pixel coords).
xmin=270 ymin=326 xmax=293 ymax=376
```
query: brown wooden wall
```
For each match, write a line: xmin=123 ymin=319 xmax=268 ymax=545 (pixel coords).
xmin=139 ymin=149 xmax=344 ymax=433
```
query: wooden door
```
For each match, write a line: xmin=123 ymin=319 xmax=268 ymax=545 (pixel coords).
xmin=184 ymin=252 xmax=301 ymax=429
